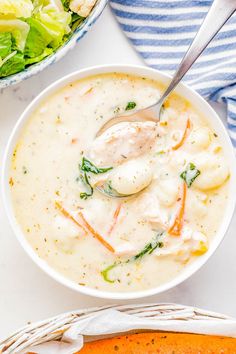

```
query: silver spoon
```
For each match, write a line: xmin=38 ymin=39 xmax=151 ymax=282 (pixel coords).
xmin=95 ymin=179 xmax=150 ymax=198
xmin=95 ymin=180 xmax=128 ymax=198
xmin=97 ymin=0 xmax=236 ymax=137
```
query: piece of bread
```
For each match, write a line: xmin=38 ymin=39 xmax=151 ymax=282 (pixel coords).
xmin=78 ymin=332 xmax=236 ymax=353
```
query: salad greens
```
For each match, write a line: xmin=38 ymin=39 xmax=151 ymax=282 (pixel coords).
xmin=0 ymin=0 xmax=90 ymax=78
xmin=101 ymin=232 xmax=164 ymax=283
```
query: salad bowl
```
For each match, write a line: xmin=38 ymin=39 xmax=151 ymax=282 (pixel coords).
xmin=0 ymin=0 xmax=107 ymax=89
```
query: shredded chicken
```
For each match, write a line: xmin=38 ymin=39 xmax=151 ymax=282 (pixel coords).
xmin=88 ymin=121 xmax=159 ymax=166
xmin=69 ymin=0 xmax=97 ymax=17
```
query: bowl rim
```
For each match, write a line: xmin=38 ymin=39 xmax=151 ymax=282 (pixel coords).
xmin=0 ymin=0 xmax=108 ymax=89
xmin=2 ymin=64 xmax=236 ymax=300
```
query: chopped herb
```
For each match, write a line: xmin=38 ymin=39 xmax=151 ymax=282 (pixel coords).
xmin=114 ymin=106 xmax=121 ymax=114
xmin=101 ymin=233 xmax=164 ymax=283
xmin=80 ymin=157 xmax=113 ymax=174
xmin=156 ymin=150 xmax=165 ymax=155
xmin=125 ymin=101 xmax=137 ymax=111
xmin=180 ymin=162 xmax=200 ymax=188
xmin=9 ymin=177 xmax=14 ymax=186
xmin=22 ymin=166 xmax=28 ymax=174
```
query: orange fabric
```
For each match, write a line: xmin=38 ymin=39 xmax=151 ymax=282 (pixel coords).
xmin=78 ymin=332 xmax=236 ymax=353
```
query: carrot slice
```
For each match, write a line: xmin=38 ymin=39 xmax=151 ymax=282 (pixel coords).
xmin=71 ymin=138 xmax=78 ymax=144
xmin=55 ymin=201 xmax=87 ymax=234
xmin=107 ymin=203 xmax=122 ymax=236
xmin=168 ymin=183 xmax=187 ymax=236
xmin=172 ymin=118 xmax=191 ymax=150
xmin=79 ymin=212 xmax=115 ymax=253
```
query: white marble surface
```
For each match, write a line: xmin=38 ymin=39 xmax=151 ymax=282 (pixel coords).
xmin=1 ymin=6 xmax=236 ymax=339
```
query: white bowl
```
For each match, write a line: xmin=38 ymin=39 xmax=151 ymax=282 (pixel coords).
xmin=0 ymin=0 xmax=107 ymax=89
xmin=2 ymin=65 xmax=236 ymax=300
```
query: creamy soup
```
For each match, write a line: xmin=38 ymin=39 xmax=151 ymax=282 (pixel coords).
xmin=10 ymin=73 xmax=229 ymax=292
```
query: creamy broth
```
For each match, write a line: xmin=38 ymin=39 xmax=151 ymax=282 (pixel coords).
xmin=10 ymin=73 xmax=229 ymax=292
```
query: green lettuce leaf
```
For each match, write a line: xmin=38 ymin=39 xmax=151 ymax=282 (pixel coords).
xmin=0 ymin=0 xmax=33 ymax=18
xmin=0 ymin=19 xmax=30 ymax=51
xmin=0 ymin=31 xmax=11 ymax=58
xmin=61 ymin=0 xmax=70 ymax=10
xmin=0 ymin=51 xmax=25 ymax=77
xmin=33 ymin=0 xmax=72 ymax=49
xmin=71 ymin=13 xmax=84 ymax=31
xmin=25 ymin=17 xmax=52 ymax=57
xmin=25 ymin=46 xmax=52 ymax=65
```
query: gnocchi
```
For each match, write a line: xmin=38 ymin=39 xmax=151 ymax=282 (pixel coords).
xmin=108 ymin=158 xmax=153 ymax=195
xmin=185 ymin=126 xmax=211 ymax=152
xmin=193 ymin=152 xmax=229 ymax=190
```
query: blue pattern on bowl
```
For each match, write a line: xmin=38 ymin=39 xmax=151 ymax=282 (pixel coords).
xmin=0 ymin=0 xmax=107 ymax=89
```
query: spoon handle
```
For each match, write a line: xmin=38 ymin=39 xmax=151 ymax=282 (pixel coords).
xmin=158 ymin=0 xmax=236 ymax=106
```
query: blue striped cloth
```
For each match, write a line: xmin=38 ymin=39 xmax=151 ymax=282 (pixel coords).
xmin=110 ymin=0 xmax=236 ymax=147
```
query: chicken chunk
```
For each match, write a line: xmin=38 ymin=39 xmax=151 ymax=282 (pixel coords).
xmin=88 ymin=121 xmax=159 ymax=166
xmin=69 ymin=0 xmax=97 ymax=17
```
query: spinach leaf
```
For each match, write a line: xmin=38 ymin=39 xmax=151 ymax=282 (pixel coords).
xmin=79 ymin=158 xmax=112 ymax=199
xmin=180 ymin=162 xmax=200 ymax=188
xmin=80 ymin=157 xmax=113 ymax=174
xmin=79 ymin=171 xmax=93 ymax=200
xmin=125 ymin=101 xmax=136 ymax=111
xmin=101 ymin=263 xmax=119 ymax=283
xmin=101 ymin=233 xmax=164 ymax=283
xmin=131 ymin=236 xmax=164 ymax=262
